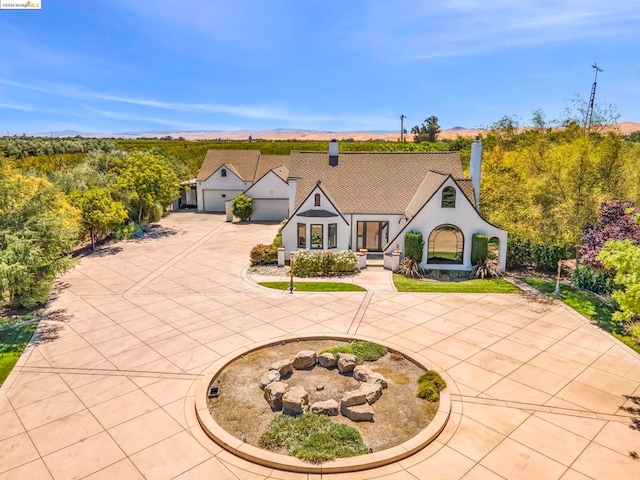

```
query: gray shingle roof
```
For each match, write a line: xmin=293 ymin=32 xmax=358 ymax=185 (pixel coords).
xmin=196 ymin=150 xmax=261 ymax=182
xmin=197 ymin=151 xmax=291 ymax=184
xmin=255 ymin=155 xmax=290 ymax=182
xmin=290 ymin=151 xmax=464 ymax=214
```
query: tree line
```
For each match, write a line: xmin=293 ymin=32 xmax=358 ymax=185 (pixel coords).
xmin=0 ymin=146 xmax=180 ymax=309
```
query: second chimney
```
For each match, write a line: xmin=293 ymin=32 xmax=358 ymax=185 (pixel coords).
xmin=329 ymin=139 xmax=339 ymax=166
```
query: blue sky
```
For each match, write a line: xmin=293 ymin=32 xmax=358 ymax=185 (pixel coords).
xmin=1 ymin=1 xmax=639 ymax=135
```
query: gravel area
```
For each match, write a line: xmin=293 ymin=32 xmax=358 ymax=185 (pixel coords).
xmin=248 ymin=265 xmax=291 ymax=276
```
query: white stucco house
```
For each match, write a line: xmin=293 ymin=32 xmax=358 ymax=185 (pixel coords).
xmin=196 ymin=150 xmax=290 ymax=221
xmin=280 ymin=139 xmax=507 ymax=270
xmin=195 ymin=140 xmax=507 ymax=269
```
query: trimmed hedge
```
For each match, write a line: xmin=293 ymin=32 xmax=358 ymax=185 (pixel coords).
xmin=292 ymin=250 xmax=358 ymax=277
xmin=506 ymin=236 xmax=571 ymax=272
xmin=471 ymin=234 xmax=488 ymax=264
xmin=405 ymin=231 xmax=424 ymax=263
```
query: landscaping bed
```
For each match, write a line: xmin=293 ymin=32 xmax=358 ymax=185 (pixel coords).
xmin=207 ymin=339 xmax=439 ymax=455
xmin=258 ymin=282 xmax=366 ymax=292
xmin=393 ymin=274 xmax=521 ymax=293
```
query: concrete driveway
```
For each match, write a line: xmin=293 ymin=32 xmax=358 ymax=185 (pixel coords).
xmin=1 ymin=212 xmax=639 ymax=479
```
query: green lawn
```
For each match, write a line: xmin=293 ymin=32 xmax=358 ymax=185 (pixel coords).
xmin=393 ymin=274 xmax=521 ymax=293
xmin=259 ymin=282 xmax=366 ymax=292
xmin=0 ymin=316 xmax=38 ymax=386
xmin=522 ymin=278 xmax=640 ymax=355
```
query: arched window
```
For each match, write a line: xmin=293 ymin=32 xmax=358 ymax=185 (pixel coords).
xmin=314 ymin=193 xmax=321 ymax=206
xmin=427 ymin=224 xmax=464 ymax=264
xmin=441 ymin=186 xmax=456 ymax=208
xmin=221 ymin=168 xmax=227 ymax=177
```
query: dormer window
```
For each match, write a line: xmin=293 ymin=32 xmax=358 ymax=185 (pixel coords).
xmin=441 ymin=186 xmax=456 ymax=208
xmin=314 ymin=193 xmax=321 ymax=207
xmin=221 ymin=168 xmax=227 ymax=177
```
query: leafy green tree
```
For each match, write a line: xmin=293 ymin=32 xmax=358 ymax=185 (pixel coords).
xmin=598 ymin=240 xmax=640 ymax=325
xmin=70 ymin=188 xmax=128 ymax=249
xmin=411 ymin=116 xmax=441 ymax=143
xmin=0 ymin=167 xmax=80 ymax=309
xmin=232 ymin=194 xmax=253 ymax=221
xmin=113 ymin=151 xmax=180 ymax=222
xmin=481 ymin=112 xmax=640 ymax=247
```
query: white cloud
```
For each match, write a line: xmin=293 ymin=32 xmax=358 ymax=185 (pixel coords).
xmin=0 ymin=102 xmax=36 ymax=112
xmin=0 ymin=78 xmax=395 ymax=129
xmin=345 ymin=1 xmax=640 ymax=60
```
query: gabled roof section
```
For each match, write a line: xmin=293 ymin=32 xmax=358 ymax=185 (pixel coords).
xmin=404 ymin=173 xmax=477 ymax=218
xmin=405 ymin=172 xmax=449 ymax=218
xmin=197 ymin=149 xmax=261 ymax=182
xmin=283 ymin=182 xmax=349 ymax=230
xmin=289 ymin=151 xmax=464 ymax=214
xmin=255 ymin=155 xmax=291 ymax=181
xmin=456 ymin=179 xmax=476 ymax=207
xmin=384 ymin=176 xmax=492 ymax=251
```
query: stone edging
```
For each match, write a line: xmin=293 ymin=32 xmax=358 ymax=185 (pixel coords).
xmin=193 ymin=333 xmax=453 ymax=474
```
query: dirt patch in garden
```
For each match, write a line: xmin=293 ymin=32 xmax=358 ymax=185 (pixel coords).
xmin=207 ymin=340 xmax=439 ymax=453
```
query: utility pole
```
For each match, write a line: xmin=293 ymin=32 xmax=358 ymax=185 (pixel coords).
xmin=400 ymin=114 xmax=406 ymax=142
xmin=586 ymin=63 xmax=603 ymax=132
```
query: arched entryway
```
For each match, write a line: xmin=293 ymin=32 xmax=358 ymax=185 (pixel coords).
xmin=427 ymin=225 xmax=464 ymax=264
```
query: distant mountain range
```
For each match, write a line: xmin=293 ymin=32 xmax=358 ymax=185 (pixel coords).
xmin=34 ymin=122 xmax=640 ymax=141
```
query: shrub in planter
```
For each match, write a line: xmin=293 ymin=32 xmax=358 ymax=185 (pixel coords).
xmin=250 ymin=244 xmax=278 ymax=266
xmin=417 ymin=371 xmax=446 ymax=402
xmin=232 ymin=194 xmax=253 ymax=221
xmin=471 ymin=234 xmax=488 ymax=264
xmin=405 ymin=231 xmax=424 ymax=263
xmin=320 ymin=252 xmax=335 ymax=275
xmin=292 ymin=249 xmax=322 ymax=277
xmin=292 ymin=250 xmax=358 ymax=277
xmin=332 ymin=251 xmax=358 ymax=274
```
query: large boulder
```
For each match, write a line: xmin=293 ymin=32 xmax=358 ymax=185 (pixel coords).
xmin=264 ymin=382 xmax=289 ymax=410
xmin=341 ymin=403 xmax=374 ymax=422
xmin=259 ymin=370 xmax=280 ymax=390
xmin=341 ymin=389 xmax=368 ymax=408
xmin=367 ymin=372 xmax=388 ymax=389
xmin=317 ymin=352 xmax=337 ymax=369
xmin=353 ymin=365 xmax=388 ymax=388
xmin=310 ymin=399 xmax=339 ymax=416
xmin=282 ymin=385 xmax=309 ymax=415
xmin=353 ymin=365 xmax=373 ymax=382
xmin=337 ymin=353 xmax=357 ymax=374
xmin=359 ymin=382 xmax=383 ymax=404
xmin=269 ymin=359 xmax=293 ymax=377
xmin=292 ymin=350 xmax=317 ymax=370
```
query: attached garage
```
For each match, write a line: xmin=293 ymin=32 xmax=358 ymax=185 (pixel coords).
xmin=202 ymin=189 xmax=243 ymax=212
xmin=251 ymin=199 xmax=289 ymax=221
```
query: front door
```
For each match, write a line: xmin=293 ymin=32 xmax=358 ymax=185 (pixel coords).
xmin=356 ymin=221 xmax=389 ymax=252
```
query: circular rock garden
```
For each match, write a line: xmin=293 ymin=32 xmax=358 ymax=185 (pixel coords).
xmin=207 ymin=339 xmax=445 ymax=462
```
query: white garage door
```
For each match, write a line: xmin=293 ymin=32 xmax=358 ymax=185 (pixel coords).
xmin=251 ymin=199 xmax=289 ymax=221
xmin=202 ymin=189 xmax=243 ymax=212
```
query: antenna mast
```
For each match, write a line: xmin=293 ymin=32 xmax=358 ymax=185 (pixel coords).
xmin=586 ymin=63 xmax=603 ymax=131
xmin=400 ymin=114 xmax=406 ymax=142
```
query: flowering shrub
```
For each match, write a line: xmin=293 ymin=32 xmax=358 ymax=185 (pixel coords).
xmin=292 ymin=250 xmax=358 ymax=277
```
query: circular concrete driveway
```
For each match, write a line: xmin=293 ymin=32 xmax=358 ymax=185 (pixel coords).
xmin=1 ymin=212 xmax=639 ymax=480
